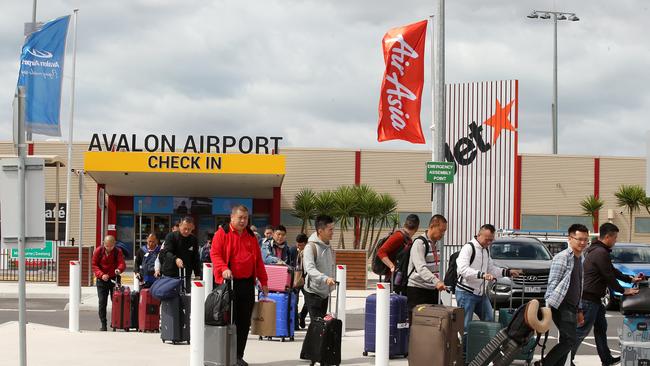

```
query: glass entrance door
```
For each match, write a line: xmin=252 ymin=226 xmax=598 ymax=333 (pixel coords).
xmin=135 ymin=215 xmax=170 ymax=247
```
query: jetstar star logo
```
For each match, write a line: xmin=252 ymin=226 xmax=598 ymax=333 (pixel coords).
xmin=445 ymin=98 xmax=517 ymax=172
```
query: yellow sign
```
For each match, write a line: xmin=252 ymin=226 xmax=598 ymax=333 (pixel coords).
xmin=84 ymin=152 xmax=285 ymax=175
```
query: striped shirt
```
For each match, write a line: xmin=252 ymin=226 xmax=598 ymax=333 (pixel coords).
xmin=545 ymin=246 xmax=584 ymax=309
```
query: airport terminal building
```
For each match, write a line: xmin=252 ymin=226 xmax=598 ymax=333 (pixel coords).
xmin=0 ymin=137 xmax=649 ymax=259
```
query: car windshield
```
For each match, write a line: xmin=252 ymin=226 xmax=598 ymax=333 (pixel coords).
xmin=611 ymin=246 xmax=650 ymax=263
xmin=490 ymin=242 xmax=552 ymax=260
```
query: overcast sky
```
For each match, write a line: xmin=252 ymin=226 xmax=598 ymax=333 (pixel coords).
xmin=1 ymin=0 xmax=649 ymax=157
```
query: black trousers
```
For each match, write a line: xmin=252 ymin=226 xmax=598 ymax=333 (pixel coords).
xmin=232 ymin=278 xmax=255 ymax=359
xmin=543 ymin=301 xmax=578 ymax=366
xmin=304 ymin=290 xmax=329 ymax=319
xmin=406 ymin=286 xmax=440 ymax=311
xmin=96 ymin=279 xmax=114 ymax=326
xmin=299 ymin=288 xmax=309 ymax=320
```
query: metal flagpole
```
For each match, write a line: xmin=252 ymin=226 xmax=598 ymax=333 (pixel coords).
xmin=432 ymin=0 xmax=447 ymax=302
xmin=17 ymin=87 xmax=27 ymax=366
xmin=25 ymin=0 xmax=37 ymax=144
xmin=64 ymin=9 xmax=79 ymax=248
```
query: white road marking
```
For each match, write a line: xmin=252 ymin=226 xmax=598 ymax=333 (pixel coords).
xmin=0 ymin=308 xmax=57 ymax=312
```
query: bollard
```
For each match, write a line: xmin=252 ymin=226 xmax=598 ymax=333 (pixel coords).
xmin=336 ymin=264 xmax=347 ymax=337
xmin=190 ymin=280 xmax=205 ymax=366
xmin=69 ymin=261 xmax=80 ymax=332
xmin=203 ymin=263 xmax=213 ymax=301
xmin=375 ymin=282 xmax=390 ymax=366
xmin=133 ymin=272 xmax=140 ymax=292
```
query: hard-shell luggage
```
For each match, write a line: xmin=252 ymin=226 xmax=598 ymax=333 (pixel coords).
xmin=466 ymin=280 xmax=502 ymax=364
xmin=620 ymin=339 xmax=650 ymax=366
xmin=111 ymin=276 xmax=132 ymax=331
xmin=205 ymin=279 xmax=237 ymax=366
xmin=621 ymin=285 xmax=650 ymax=315
xmin=363 ymin=293 xmax=409 ymax=358
xmin=161 ymin=269 xmax=191 ymax=344
xmin=300 ymin=282 xmax=342 ymax=366
xmin=138 ymin=288 xmax=161 ymax=332
xmin=407 ymin=304 xmax=464 ymax=366
xmin=265 ymin=264 xmax=292 ymax=292
xmin=620 ymin=315 xmax=650 ymax=343
xmin=258 ymin=291 xmax=296 ymax=341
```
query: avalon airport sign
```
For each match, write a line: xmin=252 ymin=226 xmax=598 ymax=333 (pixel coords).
xmin=86 ymin=134 xmax=286 ymax=174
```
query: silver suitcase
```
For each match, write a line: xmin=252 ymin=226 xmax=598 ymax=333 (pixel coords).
xmin=204 ymin=324 xmax=237 ymax=365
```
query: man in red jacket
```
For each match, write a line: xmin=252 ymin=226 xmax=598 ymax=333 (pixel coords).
xmin=211 ymin=205 xmax=268 ymax=366
xmin=91 ymin=235 xmax=126 ymax=331
xmin=376 ymin=214 xmax=419 ymax=293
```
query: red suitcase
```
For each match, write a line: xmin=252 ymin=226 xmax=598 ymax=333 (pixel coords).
xmin=111 ymin=284 xmax=132 ymax=331
xmin=138 ymin=288 xmax=161 ymax=332
xmin=264 ymin=265 xmax=292 ymax=292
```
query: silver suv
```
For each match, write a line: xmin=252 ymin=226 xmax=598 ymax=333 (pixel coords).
xmin=487 ymin=237 xmax=553 ymax=308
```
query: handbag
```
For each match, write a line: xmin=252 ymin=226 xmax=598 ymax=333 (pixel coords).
xmin=149 ymin=275 xmax=182 ymax=300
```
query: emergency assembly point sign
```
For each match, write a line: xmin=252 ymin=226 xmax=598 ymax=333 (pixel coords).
xmin=425 ymin=161 xmax=455 ymax=184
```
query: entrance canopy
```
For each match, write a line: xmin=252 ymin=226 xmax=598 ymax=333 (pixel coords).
xmin=84 ymin=152 xmax=285 ymax=198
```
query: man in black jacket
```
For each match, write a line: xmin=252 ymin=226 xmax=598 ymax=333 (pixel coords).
xmin=159 ymin=216 xmax=202 ymax=290
xmin=571 ymin=223 xmax=642 ymax=366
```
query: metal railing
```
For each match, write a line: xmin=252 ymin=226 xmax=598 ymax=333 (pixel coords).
xmin=0 ymin=240 xmax=68 ymax=282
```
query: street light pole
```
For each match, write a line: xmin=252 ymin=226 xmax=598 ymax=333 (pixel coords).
xmin=527 ymin=10 xmax=579 ymax=155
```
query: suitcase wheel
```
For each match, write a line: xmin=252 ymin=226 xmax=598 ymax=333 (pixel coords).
xmin=125 ymin=329 xmax=129 ymax=332
xmin=259 ymin=336 xmax=263 ymax=341
xmin=112 ymin=328 xmax=116 ymax=332
xmin=289 ymin=336 xmax=294 ymax=341
xmin=281 ymin=338 xmax=285 ymax=342
xmin=363 ymin=351 xmax=368 ymax=356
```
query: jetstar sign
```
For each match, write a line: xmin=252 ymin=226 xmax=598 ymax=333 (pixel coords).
xmin=445 ymin=98 xmax=517 ymax=172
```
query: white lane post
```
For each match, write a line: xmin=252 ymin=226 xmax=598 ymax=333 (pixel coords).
xmin=203 ymin=263 xmax=213 ymax=301
xmin=375 ymin=282 xmax=390 ymax=366
xmin=133 ymin=272 xmax=140 ymax=292
xmin=69 ymin=261 xmax=80 ymax=332
xmin=336 ymin=264 xmax=347 ymax=337
xmin=190 ymin=280 xmax=205 ymax=366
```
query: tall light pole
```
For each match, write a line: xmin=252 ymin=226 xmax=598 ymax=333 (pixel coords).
xmin=527 ymin=10 xmax=579 ymax=155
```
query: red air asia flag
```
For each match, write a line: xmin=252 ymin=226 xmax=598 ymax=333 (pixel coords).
xmin=377 ymin=20 xmax=427 ymax=144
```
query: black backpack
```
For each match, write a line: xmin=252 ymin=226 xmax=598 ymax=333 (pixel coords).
xmin=443 ymin=242 xmax=476 ymax=293
xmin=371 ymin=231 xmax=407 ymax=276
xmin=392 ymin=235 xmax=429 ymax=294
xmin=204 ymin=281 xmax=232 ymax=326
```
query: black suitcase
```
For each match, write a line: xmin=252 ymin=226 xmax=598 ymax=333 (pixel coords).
xmin=300 ymin=283 xmax=342 ymax=366
xmin=130 ymin=291 xmax=139 ymax=330
xmin=161 ymin=269 xmax=191 ymax=344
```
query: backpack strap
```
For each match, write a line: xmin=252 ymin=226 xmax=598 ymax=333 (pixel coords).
xmin=536 ymin=330 xmax=549 ymax=361
xmin=406 ymin=235 xmax=430 ymax=281
xmin=468 ymin=242 xmax=476 ymax=265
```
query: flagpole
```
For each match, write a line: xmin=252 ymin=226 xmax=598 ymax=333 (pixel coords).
xmin=25 ymin=0 xmax=37 ymax=143
xmin=64 ymin=9 xmax=78 ymax=251
xmin=432 ymin=1 xmax=447 ymax=301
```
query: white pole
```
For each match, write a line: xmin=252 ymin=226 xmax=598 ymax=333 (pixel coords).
xmin=69 ymin=260 xmax=80 ymax=332
xmin=77 ymin=170 xmax=84 ymax=304
xmin=375 ymin=282 xmax=390 ymax=366
xmin=336 ymin=265 xmax=347 ymax=337
xmin=203 ymin=263 xmax=213 ymax=301
xmin=190 ymin=280 xmax=205 ymax=366
xmin=64 ymin=9 xmax=79 ymax=248
xmin=16 ymin=86 xmax=27 ymax=366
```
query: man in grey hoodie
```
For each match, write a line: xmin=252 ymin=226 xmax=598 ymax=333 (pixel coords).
xmin=302 ymin=215 xmax=336 ymax=319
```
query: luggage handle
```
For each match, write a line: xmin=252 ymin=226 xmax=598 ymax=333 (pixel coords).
xmin=178 ymin=267 xmax=186 ymax=294
xmin=509 ymin=273 xmax=526 ymax=310
xmin=328 ymin=281 xmax=340 ymax=316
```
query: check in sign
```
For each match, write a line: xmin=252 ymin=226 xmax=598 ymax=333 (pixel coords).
xmin=425 ymin=161 xmax=455 ymax=184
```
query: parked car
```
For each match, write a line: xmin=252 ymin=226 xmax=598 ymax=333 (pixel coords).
xmin=605 ymin=242 xmax=650 ymax=310
xmin=487 ymin=237 xmax=553 ymax=308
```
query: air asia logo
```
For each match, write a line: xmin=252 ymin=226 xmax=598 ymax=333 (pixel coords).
xmin=27 ymin=48 xmax=53 ymax=59
xmin=384 ymin=34 xmax=419 ymax=132
xmin=445 ymin=98 xmax=516 ymax=172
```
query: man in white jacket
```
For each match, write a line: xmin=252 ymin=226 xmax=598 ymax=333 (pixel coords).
xmin=456 ymin=224 xmax=522 ymax=331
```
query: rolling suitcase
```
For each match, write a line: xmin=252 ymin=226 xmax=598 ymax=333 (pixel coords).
xmin=497 ymin=277 xmax=536 ymax=365
xmin=466 ymin=282 xmax=501 ymax=364
xmin=300 ymin=282 xmax=342 ymax=366
xmin=161 ymin=269 xmax=191 ymax=344
xmin=138 ymin=288 xmax=161 ymax=332
xmin=265 ymin=264 xmax=292 ymax=292
xmin=363 ymin=292 xmax=409 ymax=358
xmin=129 ymin=291 xmax=139 ymax=330
xmin=111 ymin=275 xmax=132 ymax=331
xmin=407 ymin=304 xmax=464 ymax=366
xmin=258 ymin=291 xmax=296 ymax=341
xmin=205 ymin=279 xmax=237 ymax=366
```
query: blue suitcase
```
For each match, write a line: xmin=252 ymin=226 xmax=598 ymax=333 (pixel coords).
xmin=363 ymin=293 xmax=409 ymax=358
xmin=258 ymin=291 xmax=296 ymax=341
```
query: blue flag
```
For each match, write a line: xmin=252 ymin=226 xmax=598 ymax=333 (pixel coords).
xmin=17 ymin=15 xmax=71 ymax=137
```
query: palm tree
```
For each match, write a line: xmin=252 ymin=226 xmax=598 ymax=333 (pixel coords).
xmin=332 ymin=186 xmax=357 ymax=249
xmin=580 ymin=195 xmax=604 ymax=232
xmin=369 ymin=193 xmax=398 ymax=253
xmin=615 ymin=185 xmax=647 ymax=241
xmin=354 ymin=186 xmax=380 ymax=249
xmin=351 ymin=185 xmax=374 ymax=248
xmin=292 ymin=188 xmax=316 ymax=233
xmin=314 ymin=190 xmax=336 ymax=219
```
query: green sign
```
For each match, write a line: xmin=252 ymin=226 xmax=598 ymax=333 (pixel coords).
xmin=425 ymin=161 xmax=455 ymax=184
xmin=10 ymin=241 xmax=54 ymax=260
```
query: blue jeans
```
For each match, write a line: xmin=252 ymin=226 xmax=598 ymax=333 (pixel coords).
xmin=572 ymin=299 xmax=613 ymax=364
xmin=456 ymin=287 xmax=495 ymax=332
